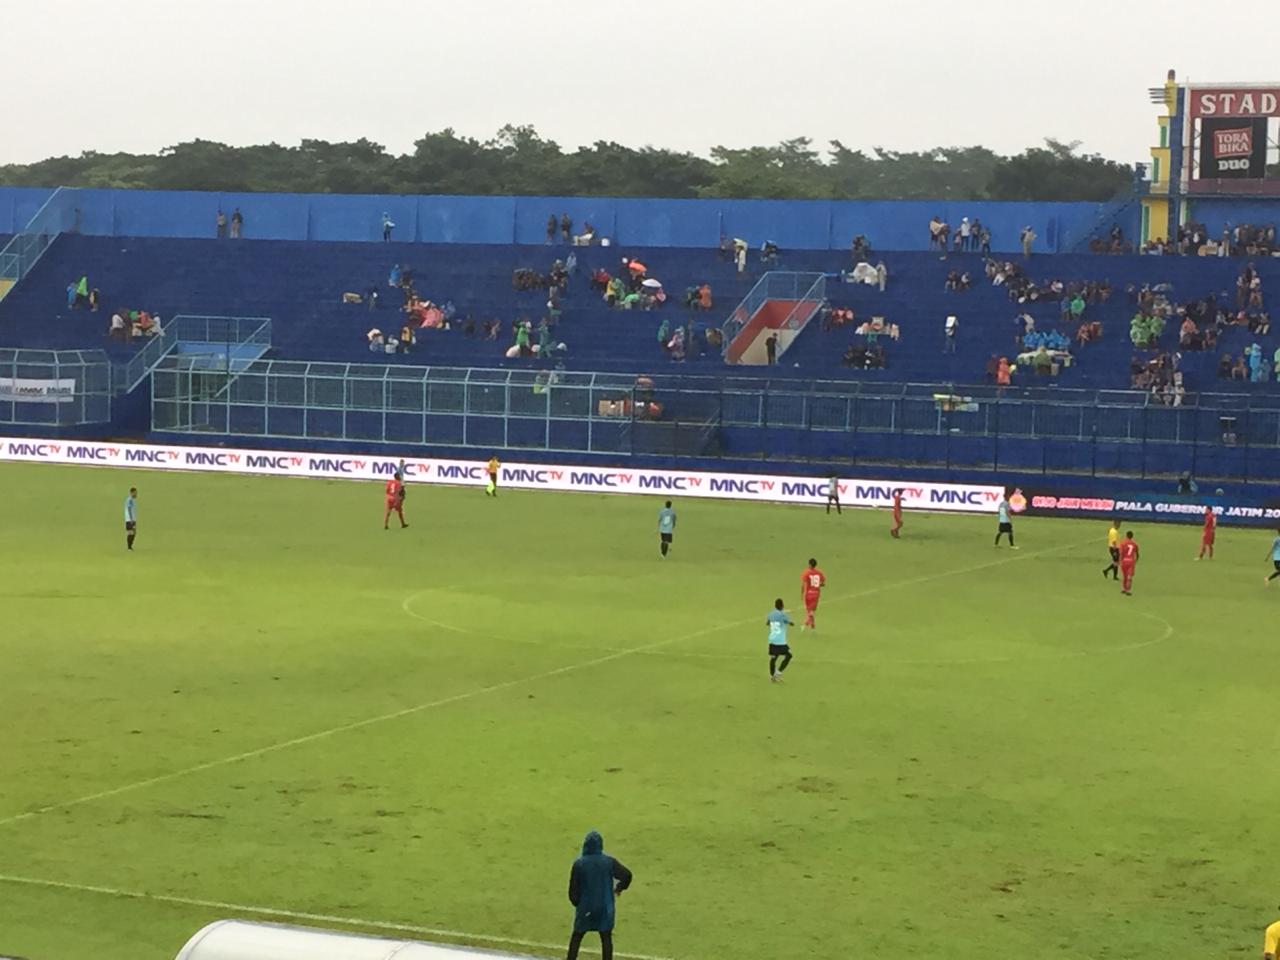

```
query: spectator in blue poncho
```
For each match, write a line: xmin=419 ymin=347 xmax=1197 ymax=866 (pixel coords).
xmin=565 ymin=830 xmax=633 ymax=960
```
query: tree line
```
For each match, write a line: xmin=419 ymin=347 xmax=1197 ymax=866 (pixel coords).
xmin=0 ymin=126 xmax=1138 ymax=201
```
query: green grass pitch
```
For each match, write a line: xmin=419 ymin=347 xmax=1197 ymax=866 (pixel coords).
xmin=1 ymin=461 xmax=1278 ymax=960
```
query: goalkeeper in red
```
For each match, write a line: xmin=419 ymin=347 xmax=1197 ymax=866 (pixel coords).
xmin=800 ymin=557 xmax=826 ymax=630
xmin=384 ymin=469 xmax=408 ymax=530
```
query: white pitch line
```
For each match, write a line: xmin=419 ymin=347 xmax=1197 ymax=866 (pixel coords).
xmin=0 ymin=538 xmax=1090 ymax=829
xmin=0 ymin=873 xmax=670 ymax=960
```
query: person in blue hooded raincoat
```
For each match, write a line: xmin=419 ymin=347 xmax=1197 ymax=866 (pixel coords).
xmin=565 ymin=830 xmax=632 ymax=960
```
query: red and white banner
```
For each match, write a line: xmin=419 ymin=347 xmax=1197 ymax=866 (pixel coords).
xmin=1189 ymin=87 xmax=1280 ymax=118
xmin=0 ymin=437 xmax=1005 ymax=513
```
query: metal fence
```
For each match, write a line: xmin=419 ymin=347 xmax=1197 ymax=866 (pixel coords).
xmin=118 ymin=314 xmax=272 ymax=393
xmin=0 ymin=348 xmax=112 ymax=426
xmin=149 ymin=363 xmax=1280 ymax=479
xmin=0 ymin=187 xmax=82 ymax=303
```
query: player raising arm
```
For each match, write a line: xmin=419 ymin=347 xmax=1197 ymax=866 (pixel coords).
xmin=800 ymin=557 xmax=826 ymax=630
xmin=1197 ymin=507 xmax=1216 ymax=560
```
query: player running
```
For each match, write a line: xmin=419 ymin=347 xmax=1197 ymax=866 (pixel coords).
xmin=1102 ymin=519 xmax=1120 ymax=580
xmin=1197 ymin=506 xmax=1216 ymax=560
xmin=124 ymin=487 xmax=138 ymax=551
xmin=486 ymin=455 xmax=500 ymax=497
xmin=657 ymin=500 xmax=676 ymax=557
xmin=800 ymin=558 xmax=826 ymax=630
xmin=384 ymin=470 xmax=408 ymax=530
xmin=766 ymin=598 xmax=794 ymax=682
xmin=890 ymin=488 xmax=904 ymax=538
xmin=1118 ymin=531 xmax=1139 ymax=595
xmin=993 ymin=493 xmax=1017 ymax=548
xmin=1265 ymin=529 xmax=1280 ymax=585
xmin=825 ymin=474 xmax=841 ymax=515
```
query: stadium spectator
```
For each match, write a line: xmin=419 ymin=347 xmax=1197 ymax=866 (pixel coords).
xmin=996 ymin=356 xmax=1011 ymax=385
xmin=88 ymin=287 xmax=100 ymax=312
xmin=1076 ymin=319 xmax=1102 ymax=345
xmin=928 ymin=216 xmax=946 ymax=251
xmin=230 ymin=207 xmax=243 ymax=238
xmin=733 ymin=238 xmax=748 ymax=274
xmin=984 ymin=354 xmax=999 ymax=382
xmin=108 ymin=312 xmax=127 ymax=341
xmin=958 ymin=217 xmax=972 ymax=250
xmin=765 ymin=332 xmax=778 ymax=365
xmin=657 ymin=317 xmax=670 ymax=351
xmin=979 ymin=225 xmax=992 ymax=254
xmin=1020 ymin=225 xmax=1036 ymax=258
xmin=398 ymin=322 xmax=415 ymax=353
xmin=876 ymin=261 xmax=887 ymax=291
xmin=216 ymin=209 xmax=227 ymax=238
xmin=1218 ymin=354 xmax=1233 ymax=379
xmin=1231 ymin=353 xmax=1248 ymax=380
xmin=546 ymin=214 xmax=557 ymax=244
xmin=943 ymin=314 xmax=958 ymax=353
xmin=760 ymin=240 xmax=779 ymax=265
xmin=667 ymin=326 xmax=686 ymax=360
xmin=573 ymin=222 xmax=596 ymax=245
xmin=382 ymin=212 xmax=395 ymax=242
xmin=719 ymin=234 xmax=733 ymax=262
xmin=389 ymin=263 xmax=401 ymax=288
xmin=851 ymin=234 xmax=872 ymax=263
xmin=1250 ymin=343 xmax=1269 ymax=382
xmin=561 ymin=213 xmax=572 ymax=243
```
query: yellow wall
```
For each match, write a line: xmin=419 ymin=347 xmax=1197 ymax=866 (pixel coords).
xmin=1141 ymin=198 xmax=1170 ymax=243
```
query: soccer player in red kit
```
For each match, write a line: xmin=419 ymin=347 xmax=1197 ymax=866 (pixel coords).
xmin=890 ymin=489 xmax=904 ymax=538
xmin=1118 ymin=531 xmax=1139 ymax=595
xmin=384 ymin=471 xmax=408 ymax=530
xmin=1197 ymin=506 xmax=1216 ymax=560
xmin=800 ymin=558 xmax=826 ymax=630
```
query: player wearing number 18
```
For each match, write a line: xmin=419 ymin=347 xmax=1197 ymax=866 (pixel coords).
xmin=800 ymin=557 xmax=826 ymax=630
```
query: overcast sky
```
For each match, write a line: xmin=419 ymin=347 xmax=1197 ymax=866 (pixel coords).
xmin=5 ymin=0 xmax=1278 ymax=167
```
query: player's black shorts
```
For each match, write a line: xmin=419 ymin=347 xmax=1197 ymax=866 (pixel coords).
xmin=1274 ymin=560 xmax=1280 ymax=573
xmin=125 ymin=521 xmax=136 ymax=531
xmin=768 ymin=643 xmax=791 ymax=657
xmin=998 ymin=522 xmax=1013 ymax=534
xmin=488 ymin=471 xmax=498 ymax=484
xmin=1109 ymin=546 xmax=1120 ymax=562
xmin=660 ymin=533 xmax=672 ymax=543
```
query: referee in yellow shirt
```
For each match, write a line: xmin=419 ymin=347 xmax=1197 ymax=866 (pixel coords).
xmin=486 ymin=455 xmax=500 ymax=497
xmin=1264 ymin=912 xmax=1280 ymax=959
xmin=1102 ymin=520 xmax=1120 ymax=581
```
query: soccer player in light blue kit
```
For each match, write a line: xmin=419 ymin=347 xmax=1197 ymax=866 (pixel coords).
xmin=993 ymin=492 xmax=1016 ymax=548
xmin=766 ymin=598 xmax=794 ymax=682
xmin=657 ymin=500 xmax=677 ymax=557
xmin=124 ymin=486 xmax=138 ymax=551
xmin=1265 ymin=529 xmax=1280 ymax=584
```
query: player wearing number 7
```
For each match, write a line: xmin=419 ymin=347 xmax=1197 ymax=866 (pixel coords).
xmin=800 ymin=557 xmax=826 ymax=630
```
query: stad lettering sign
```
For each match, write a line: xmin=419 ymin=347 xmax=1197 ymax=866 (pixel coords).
xmin=1189 ymin=87 xmax=1280 ymax=118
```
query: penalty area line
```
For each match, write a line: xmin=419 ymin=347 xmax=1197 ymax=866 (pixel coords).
xmin=0 ymin=873 xmax=672 ymax=960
